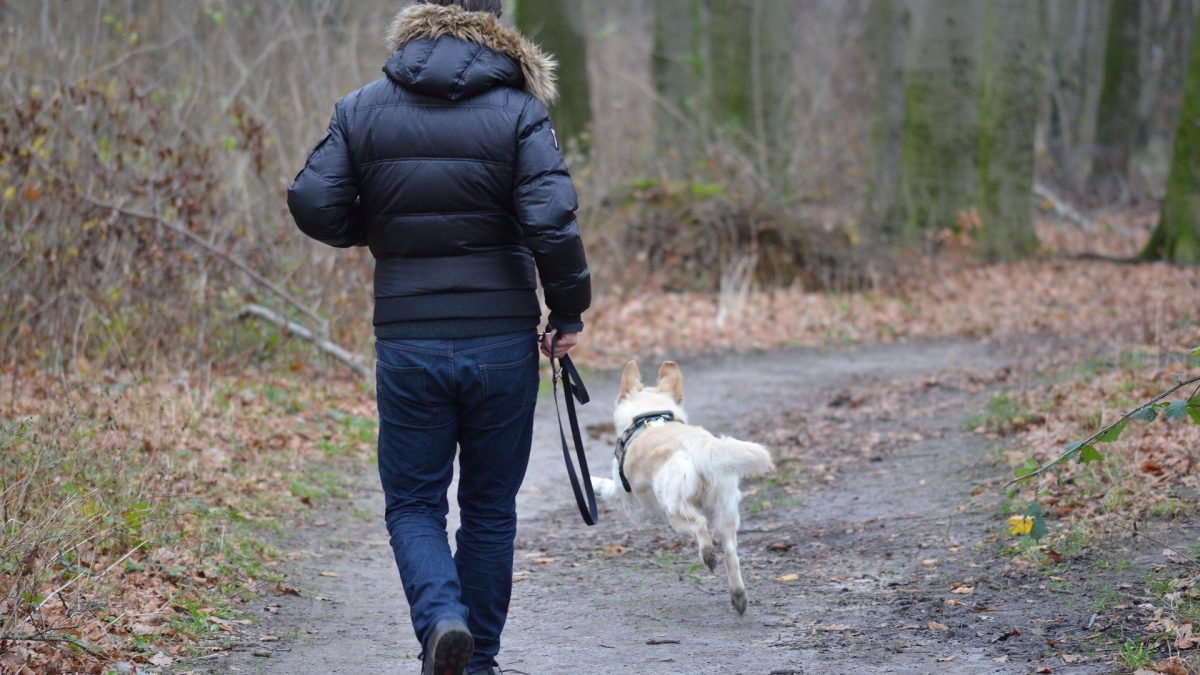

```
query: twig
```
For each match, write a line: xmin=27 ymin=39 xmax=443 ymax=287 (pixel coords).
xmin=1004 ymin=374 xmax=1200 ymax=487
xmin=238 ymin=304 xmax=370 ymax=380
xmin=78 ymin=195 xmax=330 ymax=336
xmin=1033 ymin=182 xmax=1096 ymax=232
xmin=37 ymin=540 xmax=146 ymax=611
xmin=0 ymin=631 xmax=103 ymax=657
xmin=1109 ymin=521 xmax=1197 ymax=566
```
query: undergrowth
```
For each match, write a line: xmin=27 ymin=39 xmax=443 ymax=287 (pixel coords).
xmin=0 ymin=372 xmax=373 ymax=672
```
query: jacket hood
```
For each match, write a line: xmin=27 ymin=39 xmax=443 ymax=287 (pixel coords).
xmin=383 ymin=3 xmax=557 ymax=106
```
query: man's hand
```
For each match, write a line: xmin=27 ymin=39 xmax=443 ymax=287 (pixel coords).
xmin=540 ymin=329 xmax=579 ymax=359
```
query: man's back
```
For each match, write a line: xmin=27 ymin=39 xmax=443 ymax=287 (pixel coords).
xmin=288 ymin=1 xmax=590 ymax=339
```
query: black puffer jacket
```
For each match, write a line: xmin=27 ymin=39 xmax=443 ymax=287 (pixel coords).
xmin=288 ymin=3 xmax=590 ymax=338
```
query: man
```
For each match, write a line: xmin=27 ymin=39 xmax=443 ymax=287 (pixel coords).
xmin=287 ymin=1 xmax=591 ymax=673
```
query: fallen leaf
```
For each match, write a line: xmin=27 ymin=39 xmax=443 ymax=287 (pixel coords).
xmin=605 ymin=544 xmax=627 ymax=555
xmin=950 ymin=583 xmax=975 ymax=595
xmin=274 ymin=582 xmax=301 ymax=597
xmin=936 ymin=655 xmax=956 ymax=662
xmin=820 ymin=624 xmax=853 ymax=632
xmin=318 ymin=571 xmax=340 ymax=577
xmin=1154 ymin=656 xmax=1190 ymax=675
xmin=533 ymin=557 xmax=557 ymax=564
xmin=991 ymin=628 xmax=1021 ymax=642
xmin=928 ymin=621 xmax=949 ymax=632
xmin=148 ymin=652 xmax=172 ymax=667
xmin=1174 ymin=623 xmax=1196 ymax=650
xmin=777 ymin=573 xmax=800 ymax=582
xmin=1060 ymin=653 xmax=1081 ymax=663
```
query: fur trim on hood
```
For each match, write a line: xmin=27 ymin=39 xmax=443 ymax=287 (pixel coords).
xmin=385 ymin=3 xmax=558 ymax=106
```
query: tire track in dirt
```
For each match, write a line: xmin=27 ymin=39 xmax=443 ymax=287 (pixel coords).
xmin=202 ymin=337 xmax=1108 ymax=674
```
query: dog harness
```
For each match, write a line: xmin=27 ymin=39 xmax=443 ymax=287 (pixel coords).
xmin=614 ymin=410 xmax=676 ymax=492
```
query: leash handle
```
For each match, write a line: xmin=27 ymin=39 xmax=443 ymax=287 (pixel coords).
xmin=548 ymin=332 xmax=598 ymax=526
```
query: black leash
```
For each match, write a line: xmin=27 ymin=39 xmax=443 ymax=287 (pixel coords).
xmin=547 ymin=332 xmax=598 ymax=526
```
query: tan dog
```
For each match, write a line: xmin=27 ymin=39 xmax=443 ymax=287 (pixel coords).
xmin=592 ymin=361 xmax=775 ymax=614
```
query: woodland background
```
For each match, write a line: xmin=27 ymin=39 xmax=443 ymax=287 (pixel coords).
xmin=1 ymin=0 xmax=1198 ymax=372
xmin=2 ymin=1 xmax=1200 ymax=672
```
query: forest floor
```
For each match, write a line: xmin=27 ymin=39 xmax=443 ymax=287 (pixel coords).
xmin=195 ymin=334 xmax=1200 ymax=675
xmin=5 ymin=258 xmax=1199 ymax=674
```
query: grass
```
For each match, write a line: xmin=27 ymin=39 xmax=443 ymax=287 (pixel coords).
xmin=0 ymin=371 xmax=373 ymax=671
xmin=744 ymin=466 xmax=804 ymax=513
xmin=1117 ymin=639 xmax=1156 ymax=671
xmin=963 ymin=392 xmax=1045 ymax=434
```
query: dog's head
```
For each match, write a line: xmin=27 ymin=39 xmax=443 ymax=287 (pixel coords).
xmin=613 ymin=360 xmax=688 ymax=432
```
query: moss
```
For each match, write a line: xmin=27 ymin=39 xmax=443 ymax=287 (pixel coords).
xmin=1141 ymin=9 xmax=1200 ymax=264
xmin=896 ymin=1 xmax=981 ymax=239
xmin=975 ymin=0 xmax=1041 ymax=259
xmin=1089 ymin=0 xmax=1140 ymax=199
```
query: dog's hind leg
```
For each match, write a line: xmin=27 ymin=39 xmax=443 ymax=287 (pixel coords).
xmin=714 ymin=512 xmax=747 ymax=615
xmin=668 ymin=505 xmax=716 ymax=573
xmin=656 ymin=459 xmax=717 ymax=571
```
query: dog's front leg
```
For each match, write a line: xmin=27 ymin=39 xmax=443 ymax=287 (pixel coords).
xmin=591 ymin=476 xmax=618 ymax=500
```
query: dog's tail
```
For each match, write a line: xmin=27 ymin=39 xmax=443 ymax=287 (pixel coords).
xmin=709 ymin=437 xmax=775 ymax=478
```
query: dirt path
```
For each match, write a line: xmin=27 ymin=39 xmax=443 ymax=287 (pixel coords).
xmin=202 ymin=337 xmax=1122 ymax=674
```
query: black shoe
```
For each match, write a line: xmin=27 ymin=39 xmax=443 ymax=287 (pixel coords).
xmin=421 ymin=618 xmax=474 ymax=675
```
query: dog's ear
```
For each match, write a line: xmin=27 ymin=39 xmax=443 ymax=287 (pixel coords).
xmin=618 ymin=361 xmax=643 ymax=401
xmin=656 ymin=361 xmax=684 ymax=404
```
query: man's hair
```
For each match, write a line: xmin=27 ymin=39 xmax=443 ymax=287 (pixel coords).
xmin=418 ymin=0 xmax=502 ymax=17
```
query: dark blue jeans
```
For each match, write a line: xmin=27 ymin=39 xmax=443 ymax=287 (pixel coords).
xmin=375 ymin=330 xmax=539 ymax=671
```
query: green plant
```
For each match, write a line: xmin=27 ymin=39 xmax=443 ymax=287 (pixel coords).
xmin=1117 ymin=639 xmax=1155 ymax=671
xmin=965 ymin=392 xmax=1040 ymax=434
xmin=1009 ymin=347 xmax=1200 ymax=486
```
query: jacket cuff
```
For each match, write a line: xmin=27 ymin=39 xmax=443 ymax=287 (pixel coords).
xmin=547 ymin=312 xmax=584 ymax=334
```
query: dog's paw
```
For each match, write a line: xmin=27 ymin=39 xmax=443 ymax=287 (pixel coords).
xmin=591 ymin=477 xmax=616 ymax=499
xmin=731 ymin=589 xmax=747 ymax=616
xmin=702 ymin=546 xmax=718 ymax=573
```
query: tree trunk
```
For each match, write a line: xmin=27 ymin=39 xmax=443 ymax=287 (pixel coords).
xmin=1042 ymin=0 xmax=1110 ymax=194
xmin=748 ymin=0 xmax=794 ymax=180
xmin=707 ymin=0 xmax=754 ymax=134
xmin=1089 ymin=0 xmax=1141 ymax=202
xmin=514 ymin=0 xmax=590 ymax=145
xmin=653 ymin=0 xmax=710 ymax=171
xmin=894 ymin=0 xmax=982 ymax=240
xmin=860 ymin=0 xmax=910 ymax=236
xmin=704 ymin=0 xmax=793 ymax=181
xmin=582 ymin=0 xmax=656 ymax=190
xmin=1142 ymin=8 xmax=1200 ymax=263
xmin=975 ymin=0 xmax=1043 ymax=258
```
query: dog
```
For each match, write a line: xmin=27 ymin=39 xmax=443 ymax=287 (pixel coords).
xmin=591 ymin=360 xmax=775 ymax=614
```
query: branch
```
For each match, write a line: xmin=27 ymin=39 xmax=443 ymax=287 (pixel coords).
xmin=78 ymin=196 xmax=330 ymax=336
xmin=1109 ymin=521 xmax=1197 ymax=567
xmin=237 ymin=304 xmax=370 ymax=380
xmin=1034 ymin=182 xmax=1097 ymax=232
xmin=37 ymin=540 xmax=146 ymax=611
xmin=1004 ymin=374 xmax=1200 ymax=487
xmin=0 ymin=631 xmax=103 ymax=657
